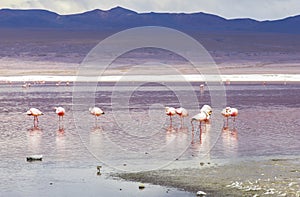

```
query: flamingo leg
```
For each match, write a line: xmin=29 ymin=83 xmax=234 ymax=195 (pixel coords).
xmin=170 ymin=116 xmax=172 ymax=127
xmin=191 ymin=128 xmax=195 ymax=143
xmin=233 ymin=117 xmax=236 ymax=129
xmin=199 ymin=126 xmax=203 ymax=144
xmin=191 ymin=120 xmax=194 ymax=131
xmin=33 ymin=116 xmax=38 ymax=127
xmin=226 ymin=117 xmax=229 ymax=127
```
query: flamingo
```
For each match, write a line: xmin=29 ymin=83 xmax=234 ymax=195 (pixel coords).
xmin=26 ymin=108 xmax=43 ymax=127
xmin=190 ymin=110 xmax=211 ymax=130
xmin=89 ymin=107 xmax=105 ymax=123
xmin=200 ymin=104 xmax=212 ymax=124
xmin=55 ymin=107 xmax=65 ymax=121
xmin=54 ymin=107 xmax=66 ymax=129
xmin=230 ymin=107 xmax=238 ymax=122
xmin=176 ymin=107 xmax=188 ymax=126
xmin=222 ymin=107 xmax=238 ymax=128
xmin=200 ymin=104 xmax=212 ymax=115
xmin=191 ymin=104 xmax=212 ymax=130
xmin=165 ymin=107 xmax=176 ymax=126
xmin=221 ymin=107 xmax=231 ymax=128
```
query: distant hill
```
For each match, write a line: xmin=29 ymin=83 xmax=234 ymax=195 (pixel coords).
xmin=0 ymin=6 xmax=300 ymax=33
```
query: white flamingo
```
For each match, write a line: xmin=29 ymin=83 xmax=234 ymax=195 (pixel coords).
xmin=26 ymin=108 xmax=43 ymax=127
xmin=190 ymin=111 xmax=211 ymax=130
xmin=176 ymin=107 xmax=188 ymax=125
xmin=191 ymin=104 xmax=212 ymax=130
xmin=89 ymin=107 xmax=105 ymax=124
xmin=165 ymin=107 xmax=176 ymax=126
xmin=200 ymin=104 xmax=212 ymax=115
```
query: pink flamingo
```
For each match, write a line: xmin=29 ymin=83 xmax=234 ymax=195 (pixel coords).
xmin=230 ymin=108 xmax=238 ymax=122
xmin=222 ymin=107 xmax=238 ymax=128
xmin=176 ymin=107 xmax=188 ymax=126
xmin=165 ymin=107 xmax=176 ymax=126
xmin=55 ymin=107 xmax=65 ymax=129
xmin=26 ymin=108 xmax=43 ymax=127
xmin=221 ymin=107 xmax=231 ymax=128
xmin=55 ymin=107 xmax=65 ymax=121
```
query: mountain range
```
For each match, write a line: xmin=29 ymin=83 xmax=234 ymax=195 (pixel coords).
xmin=0 ymin=6 xmax=300 ymax=33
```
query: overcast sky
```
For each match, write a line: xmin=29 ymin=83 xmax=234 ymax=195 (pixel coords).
xmin=0 ymin=0 xmax=300 ymax=21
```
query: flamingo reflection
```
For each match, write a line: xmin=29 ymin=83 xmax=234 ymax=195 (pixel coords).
xmin=27 ymin=127 xmax=42 ymax=154
xmin=55 ymin=127 xmax=66 ymax=156
xmin=222 ymin=127 xmax=238 ymax=157
xmin=191 ymin=123 xmax=211 ymax=160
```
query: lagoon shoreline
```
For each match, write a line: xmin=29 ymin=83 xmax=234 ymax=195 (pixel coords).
xmin=114 ymin=157 xmax=300 ymax=196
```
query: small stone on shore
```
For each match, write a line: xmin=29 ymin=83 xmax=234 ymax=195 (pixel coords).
xmin=139 ymin=184 xmax=145 ymax=190
xmin=196 ymin=190 xmax=206 ymax=196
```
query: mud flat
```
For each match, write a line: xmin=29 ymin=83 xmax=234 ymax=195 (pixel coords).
xmin=115 ymin=158 xmax=300 ymax=196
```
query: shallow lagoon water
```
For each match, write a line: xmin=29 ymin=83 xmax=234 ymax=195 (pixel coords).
xmin=0 ymin=82 xmax=299 ymax=196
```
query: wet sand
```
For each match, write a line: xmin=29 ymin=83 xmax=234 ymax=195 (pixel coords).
xmin=115 ymin=157 xmax=300 ymax=196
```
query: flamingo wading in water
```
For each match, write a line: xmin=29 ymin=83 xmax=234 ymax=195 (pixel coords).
xmin=55 ymin=107 xmax=65 ymax=129
xmin=190 ymin=104 xmax=212 ymax=130
xmin=165 ymin=107 xmax=176 ymax=126
xmin=221 ymin=107 xmax=238 ymax=128
xmin=26 ymin=108 xmax=43 ymax=127
xmin=221 ymin=107 xmax=231 ymax=128
xmin=176 ymin=107 xmax=188 ymax=126
xmin=230 ymin=107 xmax=238 ymax=122
xmin=55 ymin=107 xmax=65 ymax=121
xmin=89 ymin=107 xmax=105 ymax=124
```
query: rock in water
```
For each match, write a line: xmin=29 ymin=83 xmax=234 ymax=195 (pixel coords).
xmin=26 ymin=155 xmax=43 ymax=162
xmin=196 ymin=191 xmax=206 ymax=196
xmin=138 ymin=184 xmax=145 ymax=190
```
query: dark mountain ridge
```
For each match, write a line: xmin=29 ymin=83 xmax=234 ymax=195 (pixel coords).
xmin=0 ymin=6 xmax=299 ymax=33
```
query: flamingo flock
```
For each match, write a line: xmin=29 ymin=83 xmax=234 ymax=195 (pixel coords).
xmin=164 ymin=104 xmax=238 ymax=131
xmin=26 ymin=104 xmax=238 ymax=134
xmin=221 ymin=106 xmax=239 ymax=128
xmin=26 ymin=106 xmax=105 ymax=128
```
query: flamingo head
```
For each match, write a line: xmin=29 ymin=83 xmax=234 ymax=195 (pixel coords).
xmin=26 ymin=110 xmax=32 ymax=115
xmin=208 ymin=110 xmax=212 ymax=115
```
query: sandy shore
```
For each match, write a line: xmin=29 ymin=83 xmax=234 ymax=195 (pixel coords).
xmin=115 ymin=157 xmax=300 ymax=196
